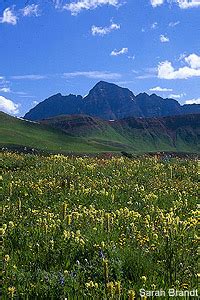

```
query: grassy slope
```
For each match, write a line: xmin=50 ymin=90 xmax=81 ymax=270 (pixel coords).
xmin=115 ymin=125 xmax=199 ymax=153
xmin=0 ymin=112 xmax=126 ymax=153
xmin=0 ymin=112 xmax=199 ymax=154
xmin=41 ymin=115 xmax=172 ymax=153
xmin=41 ymin=115 xmax=133 ymax=150
xmin=42 ymin=114 xmax=200 ymax=154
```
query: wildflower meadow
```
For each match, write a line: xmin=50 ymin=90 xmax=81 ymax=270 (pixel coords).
xmin=1 ymin=152 xmax=198 ymax=299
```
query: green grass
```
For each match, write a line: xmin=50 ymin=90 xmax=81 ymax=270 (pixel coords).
xmin=0 ymin=112 xmax=127 ymax=153
xmin=0 ymin=112 xmax=199 ymax=154
xmin=2 ymin=153 xmax=198 ymax=298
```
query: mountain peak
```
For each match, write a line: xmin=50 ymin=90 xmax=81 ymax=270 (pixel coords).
xmin=137 ymin=92 xmax=149 ymax=97
xmin=92 ymin=81 xmax=121 ymax=90
xmin=24 ymin=81 xmax=200 ymax=121
xmin=95 ymin=80 xmax=109 ymax=85
xmin=95 ymin=80 xmax=115 ymax=85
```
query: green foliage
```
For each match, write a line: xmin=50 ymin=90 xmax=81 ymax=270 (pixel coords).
xmin=1 ymin=152 xmax=198 ymax=299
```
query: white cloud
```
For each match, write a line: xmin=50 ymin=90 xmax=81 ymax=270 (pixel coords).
xmin=53 ymin=0 xmax=63 ymax=9
xmin=0 ymin=87 xmax=11 ymax=93
xmin=137 ymin=74 xmax=157 ymax=79
xmin=150 ymin=0 xmax=164 ymax=7
xmin=128 ymin=55 xmax=135 ymax=60
xmin=178 ymin=53 xmax=187 ymax=61
xmin=177 ymin=0 xmax=200 ymax=9
xmin=63 ymin=71 xmax=121 ymax=79
xmin=185 ymin=98 xmax=200 ymax=104
xmin=0 ymin=96 xmax=19 ymax=115
xmin=91 ymin=22 xmax=120 ymax=36
xmin=114 ymin=80 xmax=136 ymax=85
xmin=168 ymin=93 xmax=185 ymax=98
xmin=158 ymin=61 xmax=200 ymax=79
xmin=158 ymin=53 xmax=200 ymax=79
xmin=169 ymin=21 xmax=180 ymax=27
xmin=151 ymin=0 xmax=200 ymax=8
xmin=151 ymin=22 xmax=158 ymax=29
xmin=150 ymin=86 xmax=173 ymax=92
xmin=131 ymin=70 xmax=140 ymax=74
xmin=0 ymin=7 xmax=17 ymax=25
xmin=19 ymin=96 xmax=35 ymax=99
xmin=160 ymin=34 xmax=169 ymax=42
xmin=110 ymin=47 xmax=128 ymax=56
xmin=185 ymin=53 xmax=200 ymax=69
xmin=15 ymin=92 xmax=27 ymax=95
xmin=63 ymin=0 xmax=121 ymax=15
xmin=21 ymin=4 xmax=40 ymax=17
xmin=0 ymin=5 xmax=41 ymax=26
xmin=0 ymin=76 xmax=10 ymax=93
xmin=11 ymin=75 xmax=47 ymax=80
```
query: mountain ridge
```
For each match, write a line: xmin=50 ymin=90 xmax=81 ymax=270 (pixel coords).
xmin=24 ymin=81 xmax=200 ymax=121
xmin=1 ymin=111 xmax=199 ymax=154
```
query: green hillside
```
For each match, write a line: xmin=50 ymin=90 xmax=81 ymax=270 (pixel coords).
xmin=0 ymin=112 xmax=199 ymax=154
xmin=42 ymin=114 xmax=200 ymax=154
xmin=0 ymin=112 xmax=128 ymax=153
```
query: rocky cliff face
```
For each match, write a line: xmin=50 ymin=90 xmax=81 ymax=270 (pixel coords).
xmin=135 ymin=93 xmax=182 ymax=117
xmin=24 ymin=81 xmax=200 ymax=121
xmin=82 ymin=81 xmax=141 ymax=119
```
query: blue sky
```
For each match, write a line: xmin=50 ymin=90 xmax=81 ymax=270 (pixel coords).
xmin=0 ymin=0 xmax=200 ymax=116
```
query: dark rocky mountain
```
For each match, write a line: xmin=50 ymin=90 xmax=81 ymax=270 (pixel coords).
xmin=24 ymin=81 xmax=200 ymax=121
xmin=24 ymin=93 xmax=83 ymax=121
xmin=182 ymin=103 xmax=200 ymax=115
xmin=135 ymin=93 xmax=182 ymax=117
xmin=82 ymin=81 xmax=141 ymax=119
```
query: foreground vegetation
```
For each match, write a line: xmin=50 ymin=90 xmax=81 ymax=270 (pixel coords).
xmin=1 ymin=152 xmax=198 ymax=299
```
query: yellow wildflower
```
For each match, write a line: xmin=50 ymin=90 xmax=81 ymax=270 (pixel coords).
xmin=8 ymin=286 xmax=16 ymax=297
xmin=141 ymin=275 xmax=147 ymax=283
xmin=128 ymin=290 xmax=136 ymax=300
xmin=4 ymin=254 xmax=10 ymax=262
